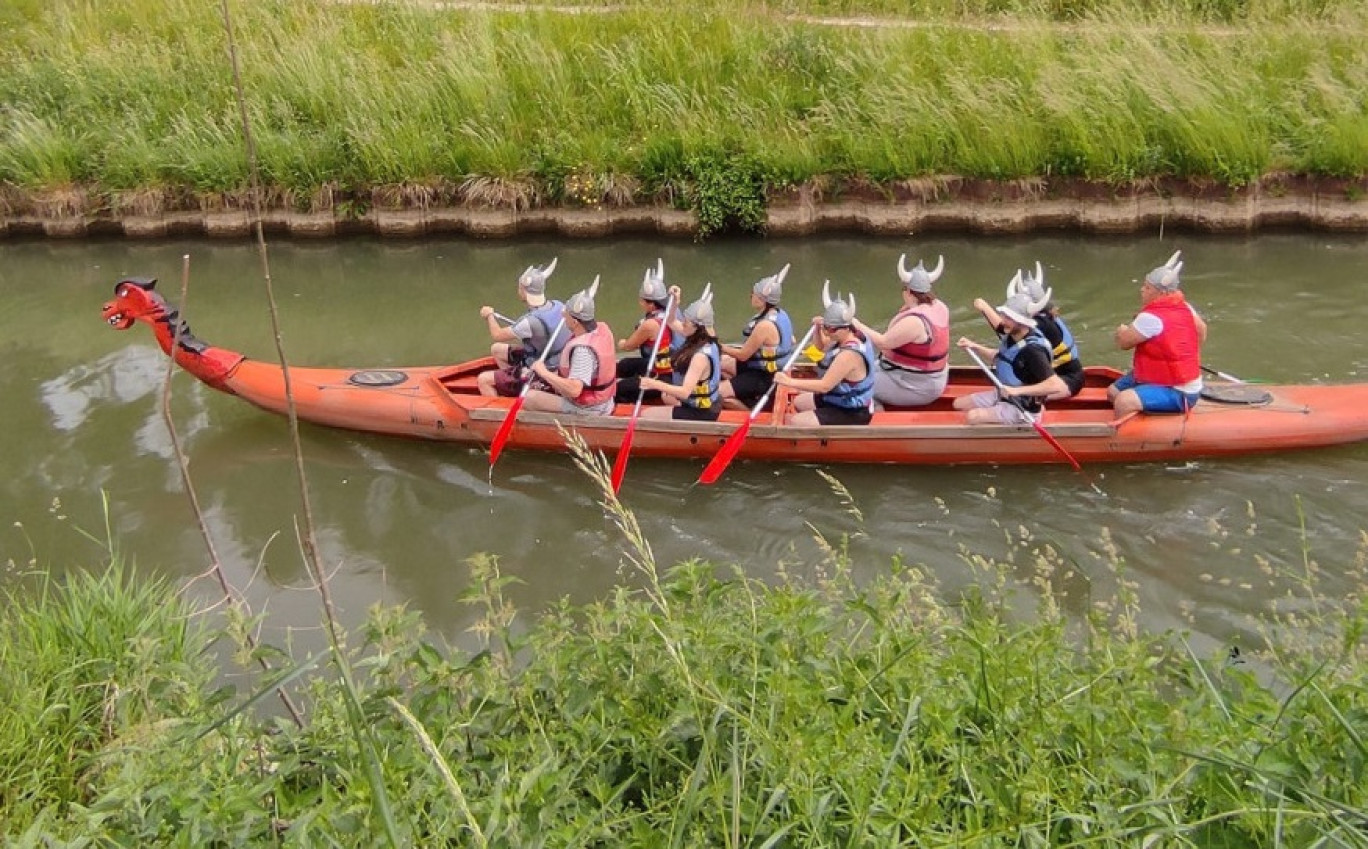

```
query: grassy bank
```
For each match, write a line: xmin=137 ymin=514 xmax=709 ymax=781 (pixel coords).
xmin=1 ymin=0 xmax=1366 ymax=235
xmin=3 ymin=502 xmax=1365 ymax=842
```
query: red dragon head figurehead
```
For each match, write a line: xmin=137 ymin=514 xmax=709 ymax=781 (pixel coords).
xmin=101 ymin=276 xmax=244 ymax=389
xmin=102 ymin=277 xmax=166 ymax=330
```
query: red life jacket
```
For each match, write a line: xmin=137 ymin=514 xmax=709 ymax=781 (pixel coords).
xmin=879 ymin=300 xmax=950 ymax=373
xmin=558 ymin=322 xmax=618 ymax=406
xmin=636 ymin=309 xmax=673 ymax=378
xmin=1132 ymin=293 xmax=1201 ymax=386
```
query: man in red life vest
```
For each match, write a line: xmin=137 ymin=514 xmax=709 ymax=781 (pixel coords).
xmin=525 ymin=277 xmax=618 ymax=416
xmin=1109 ymin=251 xmax=1208 ymax=415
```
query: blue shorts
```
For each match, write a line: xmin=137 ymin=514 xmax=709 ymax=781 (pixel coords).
xmin=1112 ymin=372 xmax=1200 ymax=414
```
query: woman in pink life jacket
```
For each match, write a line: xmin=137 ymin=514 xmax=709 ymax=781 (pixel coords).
xmin=850 ymin=253 xmax=950 ymax=409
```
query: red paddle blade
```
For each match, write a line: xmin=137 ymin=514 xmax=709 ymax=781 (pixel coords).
xmin=698 ymin=418 xmax=753 ymax=485
xmin=610 ymin=417 xmax=639 ymax=494
xmin=1031 ymin=420 xmax=1081 ymax=472
xmin=489 ymin=395 xmax=526 ymax=466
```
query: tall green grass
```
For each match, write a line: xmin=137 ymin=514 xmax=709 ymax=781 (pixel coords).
xmin=4 ymin=451 xmax=1365 ymax=843
xmin=0 ymin=561 xmax=216 ymax=829
xmin=0 ymin=0 xmax=1365 ymax=232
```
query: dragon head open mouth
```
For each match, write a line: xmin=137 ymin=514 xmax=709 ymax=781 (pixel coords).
xmin=102 ymin=277 xmax=165 ymax=330
xmin=99 ymin=274 xmax=245 ymax=389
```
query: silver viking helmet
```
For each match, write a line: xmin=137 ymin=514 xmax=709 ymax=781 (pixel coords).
xmin=897 ymin=254 xmax=945 ymax=294
xmin=821 ymin=280 xmax=857 ymax=328
xmin=1144 ymin=250 xmax=1183 ymax=292
xmin=752 ymin=263 xmax=790 ymax=305
xmin=639 ymin=258 xmax=667 ymax=302
xmin=995 ymin=292 xmax=1038 ymax=329
xmin=682 ymin=282 xmax=715 ymax=328
xmin=1006 ymin=261 xmax=1051 ymax=314
xmin=565 ymin=275 xmax=600 ymax=322
xmin=517 ymin=257 xmax=558 ymax=298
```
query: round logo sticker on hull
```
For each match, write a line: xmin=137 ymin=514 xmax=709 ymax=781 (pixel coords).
xmin=347 ymin=370 xmax=408 ymax=387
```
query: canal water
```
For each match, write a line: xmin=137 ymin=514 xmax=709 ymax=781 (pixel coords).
xmin=3 ymin=233 xmax=1367 ymax=659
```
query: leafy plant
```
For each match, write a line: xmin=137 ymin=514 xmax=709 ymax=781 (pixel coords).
xmin=684 ymin=149 xmax=775 ymax=238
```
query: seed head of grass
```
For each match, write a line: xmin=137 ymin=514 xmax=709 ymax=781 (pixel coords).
xmin=560 ymin=426 xmax=665 ymax=614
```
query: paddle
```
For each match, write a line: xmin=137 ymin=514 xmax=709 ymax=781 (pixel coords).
xmin=1200 ymin=364 xmax=1246 ymax=385
xmin=611 ymin=292 xmax=677 ymax=494
xmin=489 ymin=316 xmax=568 ymax=467
xmin=964 ymin=347 xmax=1088 ymax=476
xmin=698 ymin=325 xmax=818 ymax=485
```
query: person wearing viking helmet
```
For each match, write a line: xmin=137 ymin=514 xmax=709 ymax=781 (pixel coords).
xmin=477 ymin=258 xmax=572 ymax=398
xmin=954 ymin=291 xmax=1067 ymax=425
xmin=1109 ymin=250 xmax=1207 ymax=415
xmin=773 ymin=283 xmax=877 ymax=426
xmin=524 ymin=276 xmax=618 ymax=415
xmin=851 ymin=253 xmax=950 ymax=409
xmin=640 ymin=285 xmax=723 ymax=422
xmin=972 ymin=261 xmax=1084 ymax=398
xmin=720 ymin=263 xmax=797 ymax=410
xmin=614 ymin=258 xmax=675 ymax=404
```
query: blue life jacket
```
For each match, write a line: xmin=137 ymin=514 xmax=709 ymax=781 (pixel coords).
xmin=1036 ymin=312 xmax=1080 ymax=369
xmin=740 ymin=307 xmax=795 ymax=373
xmin=682 ymin=342 xmax=722 ymax=410
xmin=994 ymin=330 xmax=1052 ymax=388
xmin=818 ymin=336 xmax=876 ymax=410
xmin=525 ymin=300 xmax=570 ymax=368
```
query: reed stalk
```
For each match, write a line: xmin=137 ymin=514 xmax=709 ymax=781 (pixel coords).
xmin=216 ymin=0 xmax=403 ymax=841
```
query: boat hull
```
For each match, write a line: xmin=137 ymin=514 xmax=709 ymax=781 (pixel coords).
xmin=213 ymin=357 xmax=1368 ymax=466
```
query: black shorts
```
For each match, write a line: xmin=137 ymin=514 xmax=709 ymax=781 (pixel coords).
xmin=729 ymin=369 xmax=774 ymax=406
xmin=672 ymin=404 xmax=721 ymax=422
xmin=493 ymin=368 xmax=551 ymax=398
xmin=616 ymin=357 xmax=649 ymax=379
xmin=1059 ymin=362 xmax=1086 ymax=397
xmin=614 ymin=375 xmax=662 ymax=405
xmin=814 ymin=401 xmax=872 ymax=426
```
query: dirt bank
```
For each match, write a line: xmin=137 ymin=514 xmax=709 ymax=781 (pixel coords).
xmin=4 ymin=176 xmax=1365 ymax=239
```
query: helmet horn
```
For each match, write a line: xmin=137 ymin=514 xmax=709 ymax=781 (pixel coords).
xmin=926 ymin=255 xmax=944 ymax=284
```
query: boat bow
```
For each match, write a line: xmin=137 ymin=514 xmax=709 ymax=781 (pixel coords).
xmin=101 ymin=277 xmax=246 ymax=391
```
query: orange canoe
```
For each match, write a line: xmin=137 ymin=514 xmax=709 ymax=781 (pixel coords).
xmin=104 ymin=277 xmax=1368 ymax=467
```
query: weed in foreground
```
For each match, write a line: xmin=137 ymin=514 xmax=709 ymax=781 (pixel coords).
xmin=3 ymin=471 xmax=1366 ymax=843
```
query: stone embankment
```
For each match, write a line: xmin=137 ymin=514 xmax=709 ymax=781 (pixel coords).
xmin=4 ymin=178 xmax=1365 ymax=239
